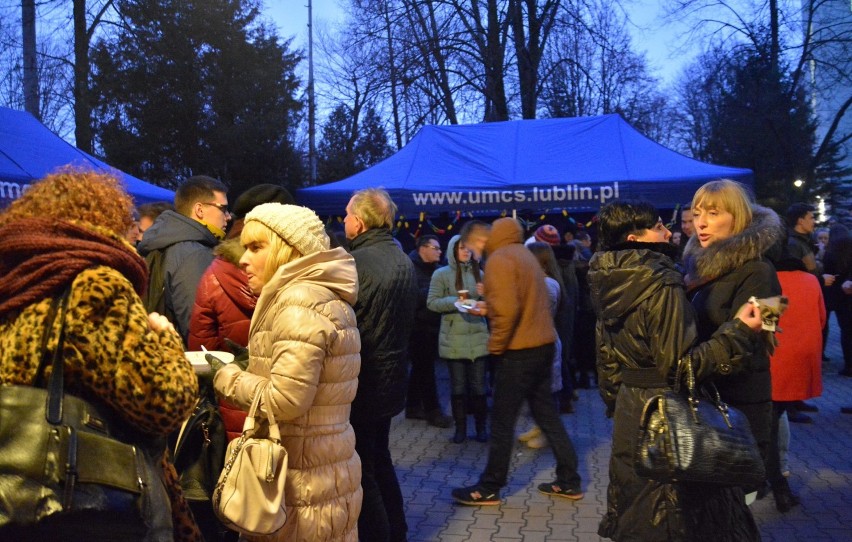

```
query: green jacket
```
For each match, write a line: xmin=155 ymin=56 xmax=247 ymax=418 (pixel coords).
xmin=427 ymin=235 xmax=490 ymax=361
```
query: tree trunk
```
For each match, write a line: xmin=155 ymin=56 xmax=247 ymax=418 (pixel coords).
xmin=483 ymin=0 xmax=508 ymax=121
xmin=769 ymin=0 xmax=779 ymax=72
xmin=382 ymin=3 xmax=403 ymax=149
xmin=22 ymin=0 xmax=39 ymax=119
xmin=74 ymin=0 xmax=92 ymax=152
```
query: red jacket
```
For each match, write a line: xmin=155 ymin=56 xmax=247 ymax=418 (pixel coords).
xmin=770 ymin=270 xmax=826 ymax=401
xmin=188 ymin=240 xmax=256 ymax=351
xmin=188 ymin=239 xmax=256 ymax=441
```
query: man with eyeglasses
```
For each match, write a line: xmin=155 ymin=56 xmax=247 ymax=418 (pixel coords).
xmin=406 ymin=235 xmax=453 ymax=428
xmin=138 ymin=175 xmax=230 ymax=343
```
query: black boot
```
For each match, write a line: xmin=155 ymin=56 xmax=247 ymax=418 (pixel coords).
xmin=451 ymin=395 xmax=467 ymax=444
xmin=473 ymin=395 xmax=488 ymax=443
xmin=772 ymin=478 xmax=800 ymax=513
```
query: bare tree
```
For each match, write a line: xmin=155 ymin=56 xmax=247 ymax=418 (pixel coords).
xmin=509 ymin=0 xmax=559 ymax=118
xmin=663 ymin=0 xmax=852 ymax=181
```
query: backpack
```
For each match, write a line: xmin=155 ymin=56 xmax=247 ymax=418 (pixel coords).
xmin=142 ymin=249 xmax=168 ymax=316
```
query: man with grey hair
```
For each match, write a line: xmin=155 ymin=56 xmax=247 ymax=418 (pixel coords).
xmin=345 ymin=188 xmax=418 ymax=542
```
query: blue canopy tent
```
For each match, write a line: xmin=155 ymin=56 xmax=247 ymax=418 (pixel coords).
xmin=299 ymin=114 xmax=752 ymax=217
xmin=0 ymin=107 xmax=174 ymax=208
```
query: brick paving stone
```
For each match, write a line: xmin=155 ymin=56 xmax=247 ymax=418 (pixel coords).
xmin=394 ymin=318 xmax=852 ymax=540
xmin=494 ymin=522 xmax=526 ymax=538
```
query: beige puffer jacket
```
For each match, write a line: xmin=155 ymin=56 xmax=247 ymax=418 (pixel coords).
xmin=214 ymin=247 xmax=362 ymax=542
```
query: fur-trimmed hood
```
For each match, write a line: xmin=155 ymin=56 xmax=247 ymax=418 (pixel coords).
xmin=213 ymin=237 xmax=245 ymax=266
xmin=683 ymin=204 xmax=783 ymax=281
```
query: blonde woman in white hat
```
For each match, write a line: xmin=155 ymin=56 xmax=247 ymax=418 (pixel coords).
xmin=211 ymin=203 xmax=362 ymax=541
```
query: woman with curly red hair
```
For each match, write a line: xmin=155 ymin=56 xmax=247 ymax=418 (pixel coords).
xmin=0 ymin=170 xmax=202 ymax=541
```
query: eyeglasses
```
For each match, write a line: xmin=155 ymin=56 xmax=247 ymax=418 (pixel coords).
xmin=201 ymin=202 xmax=231 ymax=215
xmin=425 ymin=245 xmax=442 ymax=251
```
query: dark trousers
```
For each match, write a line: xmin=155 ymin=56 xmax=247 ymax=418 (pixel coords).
xmin=838 ymin=305 xmax=852 ymax=369
xmin=447 ymin=357 xmax=487 ymax=396
xmin=730 ymin=400 xmax=773 ymax=492
xmin=767 ymin=401 xmax=798 ymax=487
xmin=479 ymin=344 xmax=582 ymax=492
xmin=407 ymin=332 xmax=441 ymax=413
xmin=352 ymin=416 xmax=407 ymax=542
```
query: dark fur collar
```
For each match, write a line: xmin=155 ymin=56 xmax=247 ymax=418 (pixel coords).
xmin=683 ymin=204 xmax=783 ymax=281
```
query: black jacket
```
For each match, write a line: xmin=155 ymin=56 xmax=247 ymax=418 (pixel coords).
xmin=408 ymin=249 xmax=442 ymax=333
xmin=349 ymin=228 xmax=418 ymax=421
xmin=589 ymin=242 xmax=760 ymax=542
xmin=683 ymin=205 xmax=783 ymax=405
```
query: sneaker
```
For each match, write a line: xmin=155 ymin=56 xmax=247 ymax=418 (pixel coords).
xmin=451 ymin=485 xmax=501 ymax=506
xmin=537 ymin=482 xmax=584 ymax=500
xmin=518 ymin=426 xmax=542 ymax=443
xmin=526 ymin=434 xmax=549 ymax=449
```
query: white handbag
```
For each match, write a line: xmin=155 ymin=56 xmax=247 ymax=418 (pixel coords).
xmin=213 ymin=384 xmax=288 ymax=536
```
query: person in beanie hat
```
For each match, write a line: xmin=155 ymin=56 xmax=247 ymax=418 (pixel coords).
xmin=232 ymin=184 xmax=295 ymax=219
xmin=211 ymin=202 xmax=363 ymax=541
xmin=534 ymin=225 xmax=561 ymax=246
xmin=226 ymin=184 xmax=295 ymax=241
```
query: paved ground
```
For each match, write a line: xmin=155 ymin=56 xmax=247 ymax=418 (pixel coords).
xmin=389 ymin=317 xmax=852 ymax=541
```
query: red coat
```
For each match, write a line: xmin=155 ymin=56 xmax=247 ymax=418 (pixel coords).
xmin=188 ymin=240 xmax=257 ymax=441
xmin=188 ymin=252 xmax=256 ymax=351
xmin=770 ymin=271 xmax=826 ymax=401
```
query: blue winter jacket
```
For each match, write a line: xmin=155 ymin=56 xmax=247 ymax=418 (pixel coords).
xmin=137 ymin=210 xmax=218 ymax=343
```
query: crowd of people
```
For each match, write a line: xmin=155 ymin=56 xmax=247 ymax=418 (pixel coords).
xmin=1 ymin=169 xmax=849 ymax=542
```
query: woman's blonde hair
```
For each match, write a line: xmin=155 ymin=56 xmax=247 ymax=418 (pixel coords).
xmin=691 ymin=180 xmax=753 ymax=236
xmin=241 ymin=220 xmax=302 ymax=285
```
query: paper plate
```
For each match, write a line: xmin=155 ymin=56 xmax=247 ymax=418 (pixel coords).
xmin=185 ymin=351 xmax=235 ymax=373
xmin=454 ymin=300 xmax=478 ymax=313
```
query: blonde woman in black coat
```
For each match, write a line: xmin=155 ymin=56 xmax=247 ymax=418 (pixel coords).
xmin=682 ymin=180 xmax=792 ymax=511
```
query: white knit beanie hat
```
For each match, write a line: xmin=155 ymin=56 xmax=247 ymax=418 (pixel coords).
xmin=244 ymin=203 xmax=329 ymax=256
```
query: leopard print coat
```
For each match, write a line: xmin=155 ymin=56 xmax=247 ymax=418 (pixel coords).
xmin=0 ymin=265 xmax=201 ymax=541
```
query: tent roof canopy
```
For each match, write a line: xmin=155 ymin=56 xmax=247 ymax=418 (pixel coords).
xmin=299 ymin=114 xmax=752 ymax=216
xmin=0 ymin=107 xmax=174 ymax=206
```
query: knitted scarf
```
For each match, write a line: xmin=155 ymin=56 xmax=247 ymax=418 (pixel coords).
xmin=0 ymin=218 xmax=148 ymax=319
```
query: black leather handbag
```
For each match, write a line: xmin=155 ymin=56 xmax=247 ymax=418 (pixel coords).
xmin=634 ymin=353 xmax=766 ymax=488
xmin=0 ymin=291 xmax=173 ymax=541
xmin=173 ymin=392 xmax=226 ymax=503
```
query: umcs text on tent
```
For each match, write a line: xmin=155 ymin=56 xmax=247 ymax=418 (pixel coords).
xmin=411 ymin=182 xmax=620 ymax=207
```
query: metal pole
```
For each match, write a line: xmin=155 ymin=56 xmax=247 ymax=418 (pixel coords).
xmin=22 ymin=0 xmax=40 ymax=119
xmin=308 ymin=0 xmax=317 ymax=184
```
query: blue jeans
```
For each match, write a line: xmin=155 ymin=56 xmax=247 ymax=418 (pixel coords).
xmin=479 ymin=344 xmax=582 ymax=492
xmin=352 ymin=416 xmax=407 ymax=542
xmin=447 ymin=357 xmax=487 ymax=396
